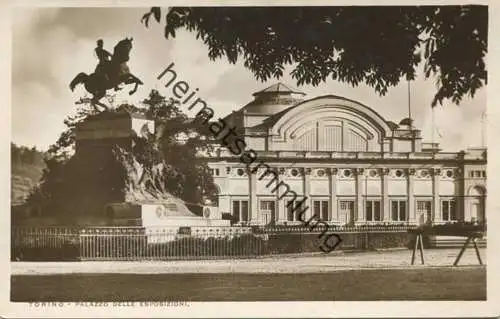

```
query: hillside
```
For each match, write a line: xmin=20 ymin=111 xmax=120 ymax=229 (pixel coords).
xmin=11 ymin=143 xmax=46 ymax=206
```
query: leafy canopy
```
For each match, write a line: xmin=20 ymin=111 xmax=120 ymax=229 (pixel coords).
xmin=142 ymin=6 xmax=487 ymax=107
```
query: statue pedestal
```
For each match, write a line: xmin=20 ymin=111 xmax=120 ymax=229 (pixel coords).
xmin=75 ymin=109 xmax=154 ymax=152
xmin=100 ymin=202 xmax=229 ymax=227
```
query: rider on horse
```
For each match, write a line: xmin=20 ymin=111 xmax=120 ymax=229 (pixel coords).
xmin=70 ymin=37 xmax=142 ymax=111
xmin=94 ymin=39 xmax=120 ymax=91
xmin=94 ymin=39 xmax=111 ymax=78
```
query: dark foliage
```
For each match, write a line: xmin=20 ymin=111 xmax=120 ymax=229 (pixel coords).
xmin=11 ymin=143 xmax=46 ymax=167
xmin=414 ymin=221 xmax=486 ymax=236
xmin=141 ymin=90 xmax=218 ymax=204
xmin=11 ymin=143 xmax=47 ymax=205
xmin=142 ymin=6 xmax=487 ymax=107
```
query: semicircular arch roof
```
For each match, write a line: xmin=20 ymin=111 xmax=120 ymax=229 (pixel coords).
xmin=268 ymin=95 xmax=393 ymax=137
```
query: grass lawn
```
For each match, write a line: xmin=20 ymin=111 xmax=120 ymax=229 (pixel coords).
xmin=11 ymin=266 xmax=486 ymax=301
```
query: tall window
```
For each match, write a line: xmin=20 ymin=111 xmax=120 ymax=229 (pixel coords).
xmin=232 ymin=200 xmax=249 ymax=222
xmin=417 ymin=201 xmax=431 ymax=211
xmin=391 ymin=200 xmax=407 ymax=221
xmin=313 ymin=200 xmax=329 ymax=221
xmin=260 ymin=200 xmax=275 ymax=211
xmin=286 ymin=199 xmax=306 ymax=221
xmin=442 ymin=199 xmax=457 ymax=221
xmin=366 ymin=200 xmax=381 ymax=221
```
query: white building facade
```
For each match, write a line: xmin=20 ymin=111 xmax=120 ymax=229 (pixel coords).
xmin=204 ymin=83 xmax=487 ymax=226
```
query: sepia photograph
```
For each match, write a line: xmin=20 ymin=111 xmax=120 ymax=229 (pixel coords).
xmin=4 ymin=1 xmax=498 ymax=317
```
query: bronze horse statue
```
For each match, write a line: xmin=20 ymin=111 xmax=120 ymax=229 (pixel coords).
xmin=69 ymin=38 xmax=143 ymax=111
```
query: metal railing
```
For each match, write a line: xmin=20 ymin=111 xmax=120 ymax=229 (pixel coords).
xmin=12 ymin=226 xmax=267 ymax=261
xmin=256 ymin=224 xmax=418 ymax=234
xmin=11 ymin=225 xmax=415 ymax=261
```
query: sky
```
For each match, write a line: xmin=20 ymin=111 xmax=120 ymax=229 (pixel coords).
xmin=12 ymin=7 xmax=487 ymax=152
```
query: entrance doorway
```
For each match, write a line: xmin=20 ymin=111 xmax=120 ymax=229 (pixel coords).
xmin=471 ymin=202 xmax=480 ymax=222
xmin=468 ymin=185 xmax=486 ymax=223
xmin=470 ymin=200 xmax=484 ymax=223
xmin=260 ymin=200 xmax=276 ymax=225
xmin=416 ymin=200 xmax=432 ymax=226
xmin=339 ymin=200 xmax=355 ymax=225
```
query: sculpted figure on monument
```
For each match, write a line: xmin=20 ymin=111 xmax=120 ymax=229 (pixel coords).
xmin=94 ymin=40 xmax=112 ymax=82
xmin=69 ymin=37 xmax=144 ymax=111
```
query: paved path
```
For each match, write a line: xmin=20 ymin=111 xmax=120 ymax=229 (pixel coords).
xmin=11 ymin=248 xmax=486 ymax=275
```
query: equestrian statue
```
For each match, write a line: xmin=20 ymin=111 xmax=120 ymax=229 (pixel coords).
xmin=69 ymin=38 xmax=143 ymax=111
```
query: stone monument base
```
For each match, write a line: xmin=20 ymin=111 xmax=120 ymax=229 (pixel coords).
xmin=101 ymin=201 xmax=229 ymax=227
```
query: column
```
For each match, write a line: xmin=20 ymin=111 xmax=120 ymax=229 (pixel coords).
xmin=432 ymin=168 xmax=441 ymax=224
xmin=277 ymin=168 xmax=286 ymax=223
xmin=329 ymin=168 xmax=338 ymax=222
xmin=407 ymin=168 xmax=416 ymax=224
xmin=382 ymin=168 xmax=391 ymax=222
xmin=355 ymin=168 xmax=364 ymax=223
xmin=457 ymin=168 xmax=465 ymax=222
xmin=303 ymin=168 xmax=312 ymax=221
xmin=249 ymin=169 xmax=258 ymax=224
